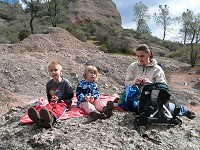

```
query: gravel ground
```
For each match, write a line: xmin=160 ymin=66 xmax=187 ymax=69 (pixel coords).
xmin=0 ymin=27 xmax=199 ymax=150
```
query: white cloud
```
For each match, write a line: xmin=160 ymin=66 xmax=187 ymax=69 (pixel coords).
xmin=19 ymin=0 xmax=49 ymax=8
xmin=167 ymin=0 xmax=200 ymax=15
xmin=19 ymin=0 xmax=27 ymax=9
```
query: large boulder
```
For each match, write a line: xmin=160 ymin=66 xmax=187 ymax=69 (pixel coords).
xmin=66 ymin=0 xmax=121 ymax=27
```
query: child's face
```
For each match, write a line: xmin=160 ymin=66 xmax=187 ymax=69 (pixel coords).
xmin=86 ymin=70 xmax=97 ymax=82
xmin=49 ymin=65 xmax=62 ymax=81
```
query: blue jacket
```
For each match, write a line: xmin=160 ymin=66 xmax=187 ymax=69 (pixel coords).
xmin=76 ymin=80 xmax=100 ymax=107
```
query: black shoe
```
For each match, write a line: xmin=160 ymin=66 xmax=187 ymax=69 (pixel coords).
xmin=186 ymin=111 xmax=196 ymax=119
xmin=28 ymin=107 xmax=40 ymax=122
xmin=39 ymin=108 xmax=54 ymax=129
xmin=35 ymin=120 xmax=44 ymax=128
xmin=89 ymin=111 xmax=100 ymax=120
xmin=28 ymin=107 xmax=44 ymax=128
xmin=103 ymin=101 xmax=114 ymax=118
xmin=98 ymin=113 xmax=106 ymax=119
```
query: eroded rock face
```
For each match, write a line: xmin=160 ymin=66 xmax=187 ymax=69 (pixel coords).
xmin=67 ymin=0 xmax=121 ymax=27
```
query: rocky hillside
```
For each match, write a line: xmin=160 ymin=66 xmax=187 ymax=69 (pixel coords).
xmin=66 ymin=0 xmax=121 ymax=27
xmin=0 ymin=27 xmax=200 ymax=149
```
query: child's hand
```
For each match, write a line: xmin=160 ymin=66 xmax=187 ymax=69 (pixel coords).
xmin=51 ymin=95 xmax=58 ymax=102
xmin=84 ymin=96 xmax=94 ymax=103
xmin=84 ymin=96 xmax=90 ymax=102
xmin=89 ymin=97 xmax=94 ymax=103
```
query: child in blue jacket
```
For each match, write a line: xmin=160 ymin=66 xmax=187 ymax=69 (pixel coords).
xmin=76 ymin=66 xmax=114 ymax=120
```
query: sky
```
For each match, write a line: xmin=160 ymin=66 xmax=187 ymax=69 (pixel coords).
xmin=112 ymin=0 xmax=200 ymax=42
xmin=0 ymin=0 xmax=19 ymax=3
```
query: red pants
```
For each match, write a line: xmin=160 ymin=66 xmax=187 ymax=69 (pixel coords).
xmin=34 ymin=101 xmax=70 ymax=120
xmin=45 ymin=101 xmax=70 ymax=119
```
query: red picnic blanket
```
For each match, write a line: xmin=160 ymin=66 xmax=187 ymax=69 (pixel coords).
xmin=20 ymin=94 xmax=119 ymax=125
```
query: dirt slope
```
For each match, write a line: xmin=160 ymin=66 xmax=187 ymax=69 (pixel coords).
xmin=0 ymin=27 xmax=199 ymax=150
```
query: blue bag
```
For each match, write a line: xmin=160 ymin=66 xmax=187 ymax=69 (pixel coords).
xmin=118 ymin=85 xmax=140 ymax=112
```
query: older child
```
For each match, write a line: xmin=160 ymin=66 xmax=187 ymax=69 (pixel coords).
xmin=28 ymin=61 xmax=74 ymax=128
xmin=76 ymin=66 xmax=114 ymax=120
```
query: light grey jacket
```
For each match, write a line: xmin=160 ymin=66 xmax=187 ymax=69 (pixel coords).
xmin=125 ymin=59 xmax=167 ymax=86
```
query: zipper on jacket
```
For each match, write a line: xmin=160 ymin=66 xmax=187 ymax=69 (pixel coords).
xmin=141 ymin=66 xmax=145 ymax=76
xmin=140 ymin=66 xmax=148 ymax=76
xmin=145 ymin=67 xmax=148 ymax=75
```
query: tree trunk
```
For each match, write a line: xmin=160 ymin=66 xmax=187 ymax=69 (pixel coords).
xmin=163 ymin=26 xmax=166 ymax=41
xmin=183 ymin=26 xmax=187 ymax=44
xmin=30 ymin=17 xmax=34 ymax=34
xmin=53 ymin=0 xmax=57 ymax=27
xmin=190 ymin=32 xmax=196 ymax=67
xmin=190 ymin=43 xmax=195 ymax=67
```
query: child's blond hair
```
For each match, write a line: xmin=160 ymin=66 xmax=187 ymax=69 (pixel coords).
xmin=48 ymin=61 xmax=62 ymax=71
xmin=83 ymin=66 xmax=99 ymax=80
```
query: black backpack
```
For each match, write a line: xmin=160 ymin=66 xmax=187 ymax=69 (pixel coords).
xmin=135 ymin=82 xmax=182 ymax=126
xmin=134 ymin=82 xmax=182 ymax=144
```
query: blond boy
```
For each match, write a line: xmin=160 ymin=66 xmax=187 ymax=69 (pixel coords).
xmin=28 ymin=61 xmax=74 ymax=128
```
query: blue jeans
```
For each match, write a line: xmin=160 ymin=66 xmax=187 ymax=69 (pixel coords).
xmin=169 ymin=102 xmax=188 ymax=116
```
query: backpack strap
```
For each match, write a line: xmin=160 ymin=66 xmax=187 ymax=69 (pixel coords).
xmin=134 ymin=116 xmax=182 ymax=144
xmin=151 ymin=89 xmax=160 ymax=106
xmin=134 ymin=117 xmax=162 ymax=144
xmin=132 ymin=86 xmax=140 ymax=109
xmin=163 ymin=105 xmax=173 ymax=118
xmin=125 ymin=86 xmax=130 ymax=102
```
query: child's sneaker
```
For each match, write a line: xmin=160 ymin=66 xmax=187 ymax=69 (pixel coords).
xmin=28 ymin=107 xmax=44 ymax=128
xmin=39 ymin=108 xmax=55 ymax=129
xmin=186 ymin=111 xmax=196 ymax=119
xmin=89 ymin=110 xmax=106 ymax=120
xmin=103 ymin=101 xmax=114 ymax=118
xmin=98 ymin=113 xmax=106 ymax=119
xmin=89 ymin=111 xmax=99 ymax=120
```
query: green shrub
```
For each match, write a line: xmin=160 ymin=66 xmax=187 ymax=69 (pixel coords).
xmin=106 ymin=36 xmax=132 ymax=54
xmin=0 ymin=12 xmax=16 ymax=21
xmin=166 ymin=47 xmax=189 ymax=64
xmin=65 ymin=25 xmax=75 ymax=33
xmin=139 ymin=38 xmax=151 ymax=46
xmin=95 ymin=28 xmax=110 ymax=43
xmin=161 ymin=40 xmax=182 ymax=52
xmin=0 ymin=26 xmax=20 ymax=43
xmin=99 ymin=44 xmax=108 ymax=53
xmin=71 ymin=28 xmax=87 ymax=42
xmin=121 ymin=29 xmax=133 ymax=37
xmin=84 ymin=22 xmax=98 ymax=36
xmin=0 ymin=36 xmax=10 ymax=44
xmin=88 ymin=36 xmax=97 ymax=40
xmin=18 ymin=29 xmax=31 ymax=41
